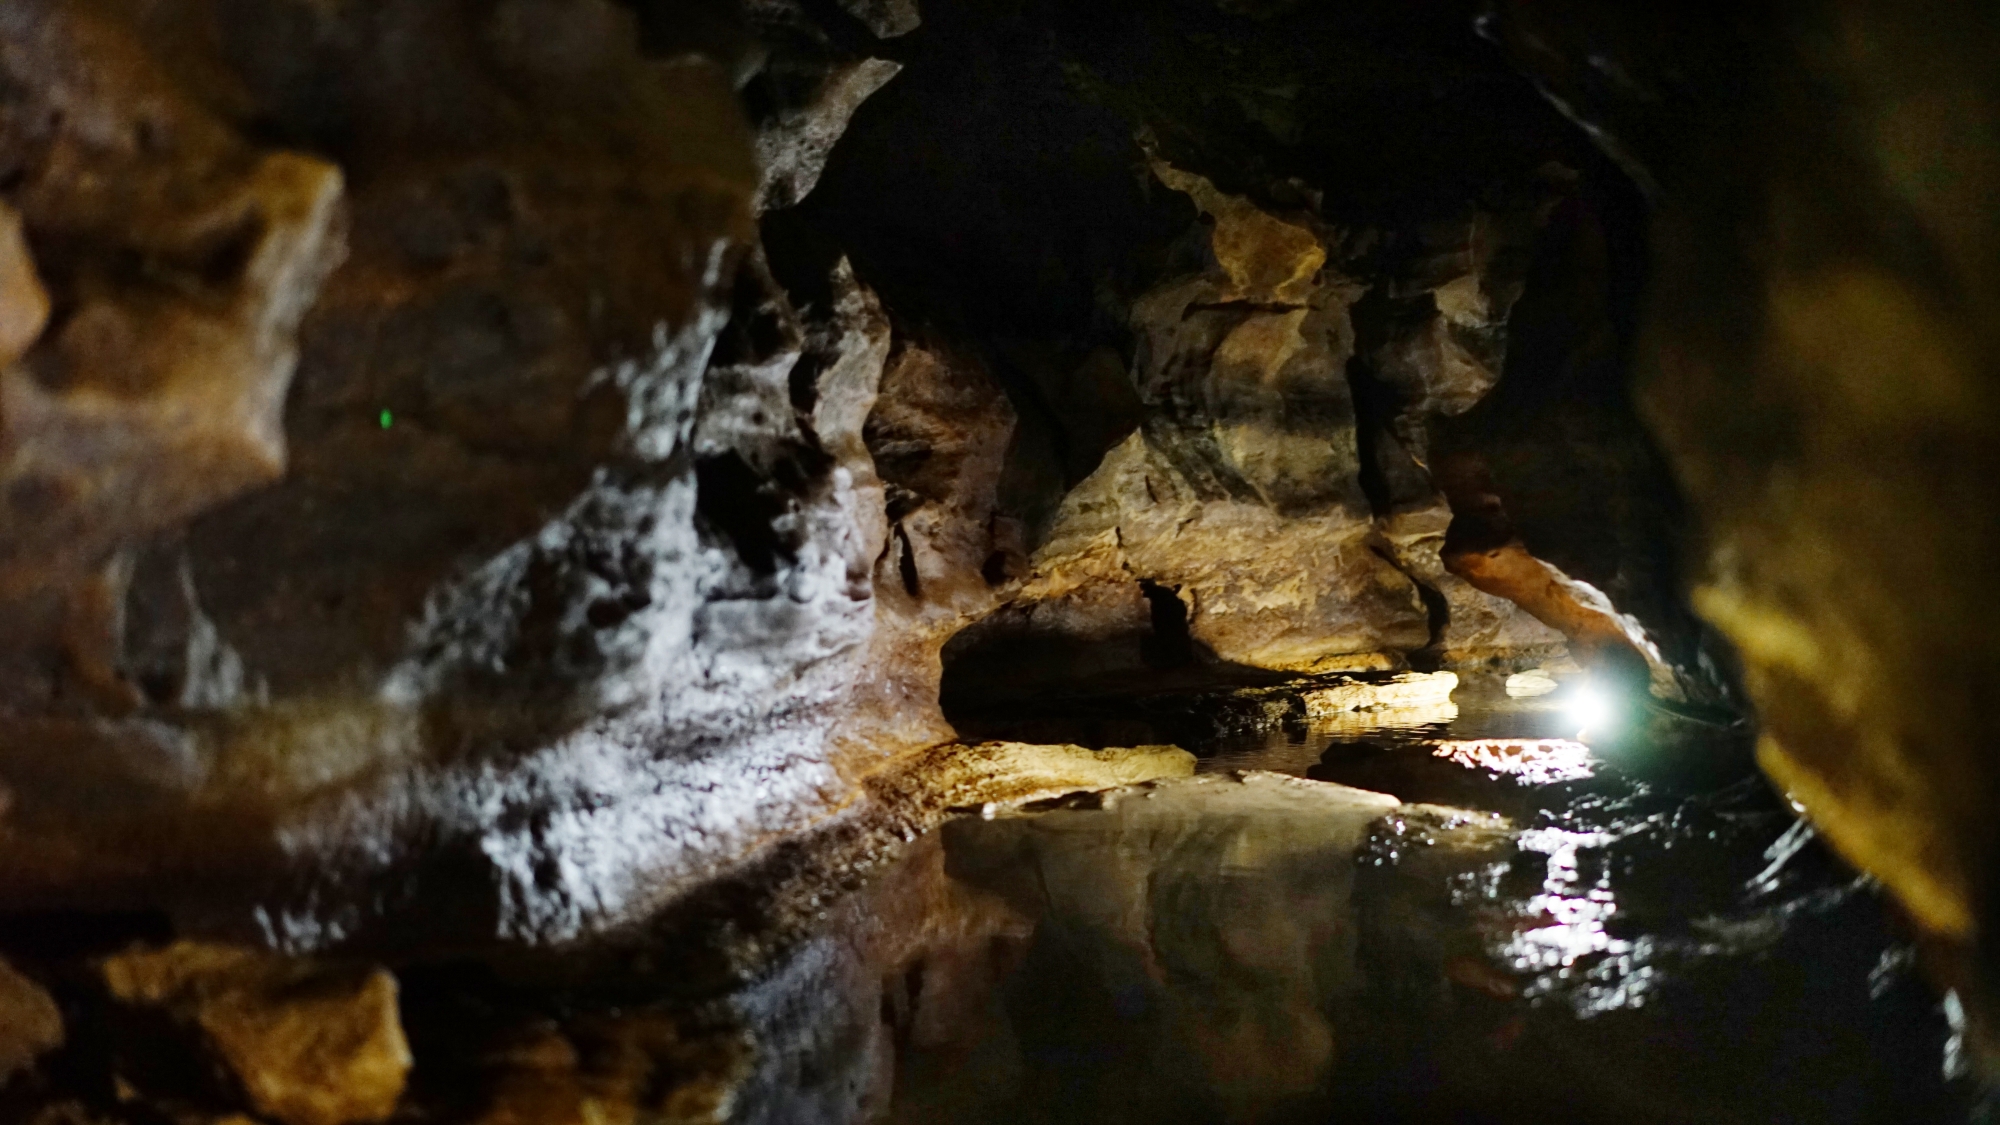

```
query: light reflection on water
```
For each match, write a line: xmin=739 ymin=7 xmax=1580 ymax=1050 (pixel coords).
xmin=1429 ymin=738 xmax=1597 ymax=785
xmin=854 ymin=675 xmax=1968 ymax=1123
xmin=1482 ymin=825 xmax=1647 ymax=1011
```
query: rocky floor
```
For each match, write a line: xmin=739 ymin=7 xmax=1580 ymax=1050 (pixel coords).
xmin=0 ymin=672 xmax=1975 ymax=1125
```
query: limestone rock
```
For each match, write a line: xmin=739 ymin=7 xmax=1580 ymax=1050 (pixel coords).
xmin=1015 ymin=431 xmax=1428 ymax=672
xmin=1010 ymin=167 xmax=1420 ymax=674
xmin=837 ymin=0 xmax=921 ymax=39
xmin=0 ymin=0 xmax=905 ymax=952
xmin=0 ymin=12 xmax=344 ymax=556
xmin=743 ymin=1 xmax=903 ymax=213
xmin=971 ymin=161 xmax=1575 ymax=686
xmin=831 ymin=333 xmax=1020 ymax=760
xmin=883 ymin=741 xmax=1196 ymax=812
xmin=0 ymin=954 xmax=62 ymax=1080
xmin=100 ymin=942 xmax=410 ymax=1125
xmin=0 ymin=202 xmax=49 ymax=369
xmin=753 ymin=58 xmax=901 ymax=214
xmin=1302 ymin=671 xmax=1456 ymax=718
xmin=1444 ymin=538 xmax=1677 ymax=695
xmin=1376 ymin=501 xmax=1568 ymax=668
xmin=1363 ymin=205 xmax=1552 ymax=419
xmin=1123 ymin=177 xmax=1362 ymax=515
xmin=1146 ymin=158 xmax=1327 ymax=307
xmin=0 ymin=1 xmax=346 ymax=717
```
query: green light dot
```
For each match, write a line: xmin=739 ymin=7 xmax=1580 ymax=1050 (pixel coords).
xmin=379 ymin=409 xmax=393 ymax=429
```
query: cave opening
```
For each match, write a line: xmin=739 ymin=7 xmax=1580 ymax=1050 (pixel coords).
xmin=0 ymin=1 xmax=1993 ymax=1123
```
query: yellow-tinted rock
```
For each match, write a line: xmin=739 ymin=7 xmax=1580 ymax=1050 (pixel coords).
xmin=1013 ymin=431 xmax=1431 ymax=672
xmin=101 ymin=942 xmax=410 ymax=1125
xmin=474 ymin=1012 xmax=750 ymax=1125
xmin=0 ymin=0 xmax=348 ymax=603
xmin=0 ymin=954 xmax=62 ymax=1080
xmin=876 ymin=741 xmax=1196 ymax=813
xmin=0 ymin=201 xmax=49 ymax=369
xmin=1302 ymin=672 xmax=1458 ymax=717
xmin=1148 ymin=160 xmax=1325 ymax=305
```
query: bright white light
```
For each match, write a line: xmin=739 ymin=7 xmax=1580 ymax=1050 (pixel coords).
xmin=1563 ymin=680 xmax=1620 ymax=737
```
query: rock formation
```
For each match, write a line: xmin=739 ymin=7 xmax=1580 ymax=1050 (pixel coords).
xmin=11 ymin=2 xmax=1987 ymax=1107
xmin=1480 ymin=0 xmax=2000 ymax=1060
xmin=956 ymin=160 xmax=1572 ymax=692
xmin=101 ymin=942 xmax=410 ymax=1125
xmin=0 ymin=0 xmax=1717 ymax=958
xmin=0 ymin=955 xmax=62 ymax=1081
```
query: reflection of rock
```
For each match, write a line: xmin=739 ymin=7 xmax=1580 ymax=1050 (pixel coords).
xmin=101 ymin=942 xmax=410 ymax=1125
xmin=942 ymin=772 xmax=1404 ymax=1120
xmin=724 ymin=830 xmax=1031 ymax=1125
xmin=0 ymin=954 xmax=62 ymax=1081
xmin=471 ymin=1011 xmax=748 ymax=1125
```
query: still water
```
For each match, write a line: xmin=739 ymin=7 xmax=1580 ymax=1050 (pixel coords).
xmin=713 ymin=673 xmax=1973 ymax=1124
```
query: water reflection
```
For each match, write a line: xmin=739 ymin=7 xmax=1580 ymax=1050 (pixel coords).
xmin=710 ymin=684 xmax=1967 ymax=1123
xmin=1428 ymin=738 xmax=1597 ymax=785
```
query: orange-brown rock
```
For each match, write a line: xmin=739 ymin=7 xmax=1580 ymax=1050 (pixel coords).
xmin=473 ymin=1013 xmax=748 ymax=1125
xmin=0 ymin=0 xmax=880 ymax=951
xmin=0 ymin=3 xmax=344 ymax=613
xmin=950 ymin=161 xmax=1574 ymax=694
xmin=0 ymin=201 xmax=49 ymax=369
xmin=0 ymin=953 xmax=63 ymax=1080
xmin=832 ymin=334 xmax=1021 ymax=763
xmin=100 ymin=942 xmax=410 ymax=1125
xmin=1443 ymin=539 xmax=1672 ymax=694
xmin=1435 ymin=452 xmax=1677 ymax=695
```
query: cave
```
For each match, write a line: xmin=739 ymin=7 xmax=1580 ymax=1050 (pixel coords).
xmin=0 ymin=1 xmax=1996 ymax=1122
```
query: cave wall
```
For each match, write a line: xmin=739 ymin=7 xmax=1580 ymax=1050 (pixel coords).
xmin=0 ymin=0 xmax=1702 ymax=950
xmin=0 ymin=0 xmax=895 ymax=947
xmin=1481 ymin=0 xmax=2000 ymax=1019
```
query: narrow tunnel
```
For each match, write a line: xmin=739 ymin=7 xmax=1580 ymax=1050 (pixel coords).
xmin=0 ymin=1 xmax=1996 ymax=1123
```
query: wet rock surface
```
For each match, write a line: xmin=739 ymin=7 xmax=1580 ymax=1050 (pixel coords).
xmin=100 ymin=942 xmax=410 ymax=1125
xmin=0 ymin=954 xmax=62 ymax=1081
xmin=0 ymin=0 xmax=1990 ymax=1117
xmin=6 ymin=681 xmax=1962 ymax=1124
xmin=893 ymin=690 xmax=1968 ymax=1124
xmin=1479 ymin=0 xmax=2000 ymax=1050
xmin=0 ymin=0 xmax=1712 ymax=958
